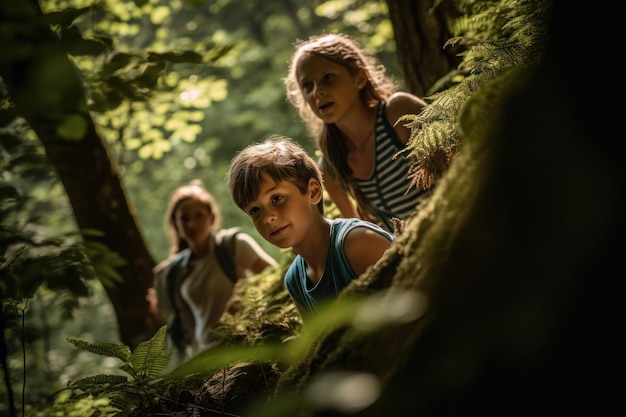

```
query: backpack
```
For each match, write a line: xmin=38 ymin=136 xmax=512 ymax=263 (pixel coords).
xmin=214 ymin=227 xmax=241 ymax=283
xmin=164 ymin=227 xmax=241 ymax=350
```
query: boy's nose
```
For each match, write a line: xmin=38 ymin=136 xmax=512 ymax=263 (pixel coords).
xmin=263 ymin=211 xmax=277 ymax=224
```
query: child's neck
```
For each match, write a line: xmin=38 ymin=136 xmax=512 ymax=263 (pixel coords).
xmin=338 ymin=103 xmax=377 ymax=150
xmin=188 ymin=238 xmax=210 ymax=258
xmin=296 ymin=218 xmax=332 ymax=286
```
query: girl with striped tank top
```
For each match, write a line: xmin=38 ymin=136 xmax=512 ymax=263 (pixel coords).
xmin=284 ymin=33 xmax=431 ymax=232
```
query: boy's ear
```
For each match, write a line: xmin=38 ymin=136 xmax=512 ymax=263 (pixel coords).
xmin=309 ymin=178 xmax=323 ymax=205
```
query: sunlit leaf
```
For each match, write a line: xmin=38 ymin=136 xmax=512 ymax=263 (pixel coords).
xmin=104 ymin=52 xmax=135 ymax=74
xmin=150 ymin=6 xmax=170 ymax=25
xmin=56 ymin=114 xmax=87 ymax=140
xmin=60 ymin=26 xmax=108 ymax=56
xmin=147 ymin=50 xmax=203 ymax=64
xmin=42 ymin=7 xmax=91 ymax=28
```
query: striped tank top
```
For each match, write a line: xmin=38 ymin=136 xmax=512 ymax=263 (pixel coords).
xmin=355 ymin=101 xmax=429 ymax=232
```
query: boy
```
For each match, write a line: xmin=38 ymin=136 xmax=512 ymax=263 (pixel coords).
xmin=228 ymin=137 xmax=393 ymax=316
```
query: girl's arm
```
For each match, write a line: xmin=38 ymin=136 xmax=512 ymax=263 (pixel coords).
xmin=237 ymin=232 xmax=279 ymax=275
xmin=343 ymin=227 xmax=392 ymax=277
xmin=320 ymin=162 xmax=361 ymax=219
xmin=385 ymin=92 xmax=427 ymax=144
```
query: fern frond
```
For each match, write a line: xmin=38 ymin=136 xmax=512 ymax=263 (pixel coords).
xmin=405 ymin=0 xmax=552 ymax=189
xmin=130 ymin=325 xmax=170 ymax=378
xmin=118 ymin=363 xmax=137 ymax=378
xmin=66 ymin=337 xmax=131 ymax=362
xmin=69 ymin=374 xmax=129 ymax=392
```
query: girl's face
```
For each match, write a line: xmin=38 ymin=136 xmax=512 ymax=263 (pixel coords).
xmin=244 ymin=173 xmax=322 ymax=250
xmin=296 ymin=53 xmax=366 ymax=124
xmin=174 ymin=198 xmax=214 ymax=247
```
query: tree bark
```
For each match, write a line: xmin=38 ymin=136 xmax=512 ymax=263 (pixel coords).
xmin=0 ymin=0 xmax=159 ymax=348
xmin=386 ymin=0 xmax=462 ymax=96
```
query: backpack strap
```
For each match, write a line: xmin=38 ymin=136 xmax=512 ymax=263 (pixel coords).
xmin=214 ymin=227 xmax=241 ymax=283
xmin=164 ymin=248 xmax=192 ymax=351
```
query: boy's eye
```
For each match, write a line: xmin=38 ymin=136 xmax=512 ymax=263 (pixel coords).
xmin=247 ymin=207 xmax=260 ymax=216
xmin=323 ymin=73 xmax=335 ymax=82
xmin=301 ymin=81 xmax=312 ymax=92
xmin=271 ymin=195 xmax=283 ymax=204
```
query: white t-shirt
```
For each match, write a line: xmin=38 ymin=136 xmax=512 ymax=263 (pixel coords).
xmin=153 ymin=230 xmax=268 ymax=360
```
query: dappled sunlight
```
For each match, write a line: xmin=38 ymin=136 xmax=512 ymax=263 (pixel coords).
xmin=353 ymin=288 xmax=428 ymax=331
xmin=306 ymin=371 xmax=381 ymax=414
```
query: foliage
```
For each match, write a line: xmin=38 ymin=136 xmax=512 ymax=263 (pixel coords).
xmin=31 ymin=326 xmax=172 ymax=417
xmin=0 ymin=179 xmax=123 ymax=414
xmin=0 ymin=120 xmax=127 ymax=414
xmin=31 ymin=277 xmax=387 ymax=416
xmin=399 ymin=0 xmax=552 ymax=192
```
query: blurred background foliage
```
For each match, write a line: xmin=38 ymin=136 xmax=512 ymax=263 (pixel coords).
xmin=1 ymin=0 xmax=408 ymax=412
xmin=49 ymin=0 xmax=403 ymax=262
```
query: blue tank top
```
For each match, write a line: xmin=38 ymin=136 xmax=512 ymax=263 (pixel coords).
xmin=284 ymin=218 xmax=394 ymax=313
xmin=355 ymin=101 xmax=430 ymax=231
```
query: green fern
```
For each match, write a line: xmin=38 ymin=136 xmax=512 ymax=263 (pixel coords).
xmin=65 ymin=338 xmax=132 ymax=362
xmin=129 ymin=325 xmax=170 ymax=378
xmin=50 ymin=326 xmax=172 ymax=416
xmin=402 ymin=0 xmax=553 ymax=192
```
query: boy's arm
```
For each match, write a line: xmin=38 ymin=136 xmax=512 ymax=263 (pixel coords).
xmin=343 ymin=227 xmax=392 ymax=277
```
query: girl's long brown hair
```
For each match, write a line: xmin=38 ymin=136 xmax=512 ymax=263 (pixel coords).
xmin=284 ymin=33 xmax=397 ymax=218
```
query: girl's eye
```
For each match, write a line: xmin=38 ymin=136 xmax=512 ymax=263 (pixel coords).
xmin=323 ymin=73 xmax=335 ymax=82
xmin=301 ymin=81 xmax=313 ymax=93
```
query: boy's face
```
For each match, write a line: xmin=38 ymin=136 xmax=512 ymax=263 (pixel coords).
xmin=244 ymin=173 xmax=322 ymax=249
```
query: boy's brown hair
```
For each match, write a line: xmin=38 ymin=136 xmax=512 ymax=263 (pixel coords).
xmin=228 ymin=137 xmax=324 ymax=214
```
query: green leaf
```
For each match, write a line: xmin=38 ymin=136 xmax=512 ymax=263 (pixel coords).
xmin=66 ymin=338 xmax=132 ymax=362
xmin=69 ymin=374 xmax=129 ymax=389
xmin=134 ymin=62 xmax=166 ymax=89
xmin=56 ymin=114 xmax=87 ymax=140
xmin=130 ymin=326 xmax=170 ymax=378
xmin=147 ymin=51 xmax=203 ymax=64
xmin=60 ymin=26 xmax=108 ymax=56
xmin=0 ymin=180 xmax=21 ymax=201
xmin=42 ymin=7 xmax=91 ymax=28
xmin=104 ymin=53 xmax=135 ymax=74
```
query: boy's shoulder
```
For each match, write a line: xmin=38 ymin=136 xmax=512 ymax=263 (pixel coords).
xmin=332 ymin=218 xmax=393 ymax=241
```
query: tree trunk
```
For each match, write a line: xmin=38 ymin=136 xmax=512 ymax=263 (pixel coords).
xmin=386 ymin=0 xmax=462 ymax=96
xmin=0 ymin=0 xmax=159 ymax=348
